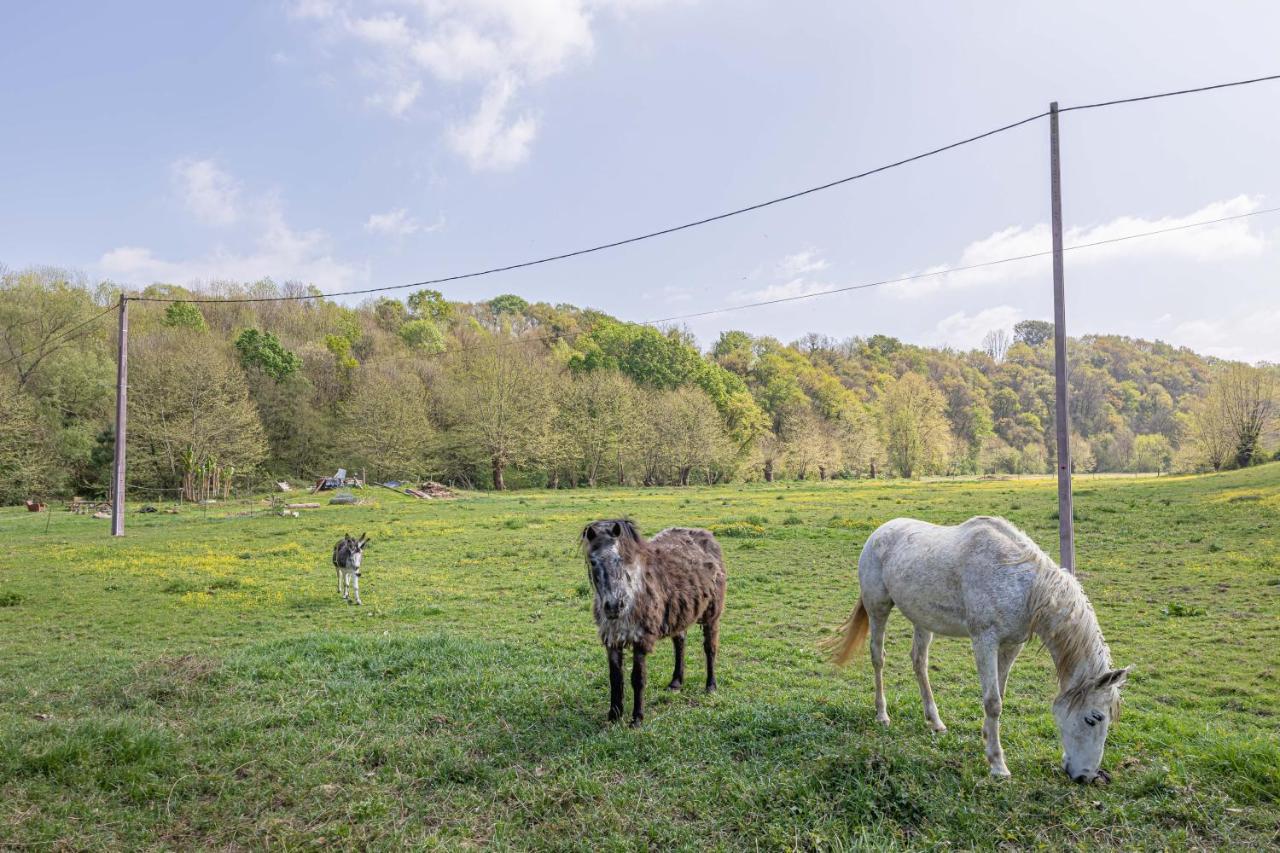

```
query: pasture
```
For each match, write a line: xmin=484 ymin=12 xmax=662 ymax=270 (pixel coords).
xmin=1 ymin=468 xmax=1277 ymax=849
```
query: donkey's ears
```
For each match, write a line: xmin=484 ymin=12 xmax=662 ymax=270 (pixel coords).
xmin=358 ymin=532 xmax=367 ymax=543
xmin=582 ymin=525 xmax=596 ymax=542
xmin=609 ymin=522 xmax=622 ymax=537
xmin=1096 ymin=667 xmax=1131 ymax=690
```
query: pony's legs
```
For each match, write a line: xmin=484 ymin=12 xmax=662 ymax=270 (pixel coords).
xmin=702 ymin=620 xmax=719 ymax=692
xmin=868 ymin=607 xmax=891 ymax=725
xmin=606 ymin=646 xmax=625 ymax=723
xmin=352 ymin=574 xmax=361 ymax=606
xmin=629 ymin=649 xmax=648 ymax=727
xmin=972 ymin=632 xmax=1011 ymax=777
xmin=911 ymin=626 xmax=946 ymax=732
xmin=997 ymin=642 xmax=1023 ymax=700
xmin=336 ymin=566 xmax=343 ymax=596
xmin=668 ymin=632 xmax=686 ymax=690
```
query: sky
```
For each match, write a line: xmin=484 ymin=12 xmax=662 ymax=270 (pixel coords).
xmin=2 ymin=1 xmax=1278 ymax=362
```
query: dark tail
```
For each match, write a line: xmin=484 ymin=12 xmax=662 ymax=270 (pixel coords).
xmin=821 ymin=597 xmax=869 ymax=667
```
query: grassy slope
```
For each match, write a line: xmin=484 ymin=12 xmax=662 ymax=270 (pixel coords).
xmin=0 ymin=468 xmax=1277 ymax=850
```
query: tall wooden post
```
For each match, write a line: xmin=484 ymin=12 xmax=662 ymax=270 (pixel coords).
xmin=111 ymin=296 xmax=129 ymax=537
xmin=1049 ymin=102 xmax=1075 ymax=573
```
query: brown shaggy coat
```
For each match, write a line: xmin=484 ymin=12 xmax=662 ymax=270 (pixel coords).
xmin=582 ymin=519 xmax=726 ymax=726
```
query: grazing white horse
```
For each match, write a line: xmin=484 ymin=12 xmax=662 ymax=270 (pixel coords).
xmin=827 ymin=516 xmax=1130 ymax=782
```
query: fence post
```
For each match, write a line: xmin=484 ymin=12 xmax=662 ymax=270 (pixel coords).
xmin=1049 ymin=102 xmax=1075 ymax=573
xmin=111 ymin=296 xmax=129 ymax=537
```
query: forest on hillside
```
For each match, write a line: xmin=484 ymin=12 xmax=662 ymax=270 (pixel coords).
xmin=2 ymin=266 xmax=1277 ymax=503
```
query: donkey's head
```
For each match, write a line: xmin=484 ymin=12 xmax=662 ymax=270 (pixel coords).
xmin=1053 ymin=666 xmax=1129 ymax=784
xmin=345 ymin=532 xmax=370 ymax=571
xmin=581 ymin=519 xmax=642 ymax=620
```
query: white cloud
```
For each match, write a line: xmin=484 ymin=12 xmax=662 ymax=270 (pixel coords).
xmin=448 ymin=75 xmax=538 ymax=170
xmin=364 ymin=207 xmax=444 ymax=237
xmin=290 ymin=0 xmax=672 ymax=169
xmin=933 ymin=305 xmax=1024 ymax=350
xmin=734 ymin=248 xmax=836 ymax=303
xmin=100 ymin=165 xmax=363 ymax=293
xmin=1169 ymin=310 xmax=1280 ymax=363
xmin=172 ymin=159 xmax=241 ymax=226
xmin=366 ymin=79 xmax=421 ymax=117
xmin=737 ymin=278 xmax=835 ymax=303
xmin=776 ymin=250 xmax=829 ymax=278
xmin=896 ymin=195 xmax=1268 ymax=299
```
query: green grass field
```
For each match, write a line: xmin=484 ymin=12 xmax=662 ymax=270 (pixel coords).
xmin=2 ymin=467 xmax=1277 ymax=850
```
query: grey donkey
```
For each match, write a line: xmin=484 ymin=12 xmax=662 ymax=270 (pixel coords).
xmin=332 ymin=532 xmax=370 ymax=605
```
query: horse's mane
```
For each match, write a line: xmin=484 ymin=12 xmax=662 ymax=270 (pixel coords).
xmin=1026 ymin=559 xmax=1114 ymax=705
xmin=965 ymin=517 xmax=1114 ymax=706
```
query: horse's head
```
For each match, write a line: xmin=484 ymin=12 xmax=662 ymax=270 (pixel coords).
xmin=581 ymin=519 xmax=642 ymax=620
xmin=1053 ymin=666 xmax=1129 ymax=784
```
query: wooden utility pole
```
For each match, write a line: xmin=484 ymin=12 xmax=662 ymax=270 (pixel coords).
xmin=1049 ymin=102 xmax=1075 ymax=573
xmin=111 ymin=296 xmax=128 ymax=537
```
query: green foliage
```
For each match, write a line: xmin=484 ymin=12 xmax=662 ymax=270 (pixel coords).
xmin=233 ymin=329 xmax=301 ymax=381
xmin=488 ymin=294 xmax=529 ymax=316
xmin=2 ymin=267 xmax=1271 ymax=501
xmin=398 ymin=319 xmax=445 ymax=353
xmin=324 ymin=335 xmax=358 ymax=372
xmin=161 ymin=301 xmax=206 ymax=331
xmin=407 ymin=289 xmax=454 ymax=323
xmin=1014 ymin=319 xmax=1054 ymax=347
xmin=373 ymin=298 xmax=408 ymax=333
xmin=0 ymin=373 xmax=62 ymax=501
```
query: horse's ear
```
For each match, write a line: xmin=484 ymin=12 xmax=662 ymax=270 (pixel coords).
xmin=609 ymin=521 xmax=621 ymax=537
xmin=1096 ymin=667 xmax=1130 ymax=690
xmin=582 ymin=524 xmax=596 ymax=542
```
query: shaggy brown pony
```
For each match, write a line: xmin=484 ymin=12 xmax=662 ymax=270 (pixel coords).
xmin=581 ymin=519 xmax=727 ymax=726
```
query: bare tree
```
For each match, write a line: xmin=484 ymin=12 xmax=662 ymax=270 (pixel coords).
xmin=982 ymin=328 xmax=1012 ymax=363
xmin=442 ymin=332 xmax=554 ymax=490
xmin=1217 ymin=364 xmax=1277 ymax=468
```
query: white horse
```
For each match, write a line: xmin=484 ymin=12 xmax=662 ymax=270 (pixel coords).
xmin=826 ymin=516 xmax=1129 ymax=782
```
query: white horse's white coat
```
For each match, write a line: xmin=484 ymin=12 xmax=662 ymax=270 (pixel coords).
xmin=830 ymin=516 xmax=1129 ymax=782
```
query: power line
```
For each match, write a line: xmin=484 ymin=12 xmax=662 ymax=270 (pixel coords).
xmin=118 ymin=71 xmax=1280 ymax=308
xmin=128 ymin=113 xmax=1051 ymax=305
xmin=384 ymin=203 xmax=1280 ymax=361
xmin=1060 ymin=72 xmax=1280 ymax=113
xmin=643 ymin=204 xmax=1280 ymax=324
xmin=0 ymin=303 xmax=118 ymax=371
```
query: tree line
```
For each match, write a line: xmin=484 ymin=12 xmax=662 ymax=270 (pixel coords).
xmin=2 ymin=266 xmax=1277 ymax=503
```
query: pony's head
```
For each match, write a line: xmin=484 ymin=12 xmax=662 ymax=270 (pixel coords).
xmin=1053 ymin=666 xmax=1129 ymax=784
xmin=581 ymin=519 xmax=642 ymax=620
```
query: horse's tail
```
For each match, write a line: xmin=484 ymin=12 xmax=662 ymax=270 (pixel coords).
xmin=822 ymin=596 xmax=869 ymax=668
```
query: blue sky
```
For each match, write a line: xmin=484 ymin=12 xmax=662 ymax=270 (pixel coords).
xmin=2 ymin=1 xmax=1278 ymax=361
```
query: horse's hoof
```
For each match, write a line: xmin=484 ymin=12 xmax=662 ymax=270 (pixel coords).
xmin=628 ymin=718 xmax=643 ymax=729
xmin=989 ymin=767 xmax=1012 ymax=779
xmin=705 ymin=682 xmax=717 ymax=694
xmin=930 ymin=723 xmax=947 ymax=733
xmin=667 ymin=681 xmax=682 ymax=691
xmin=876 ymin=715 xmax=891 ymax=727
